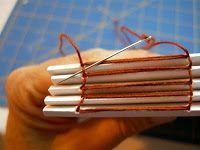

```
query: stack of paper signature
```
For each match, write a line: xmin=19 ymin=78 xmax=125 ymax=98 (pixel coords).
xmin=43 ymin=53 xmax=200 ymax=117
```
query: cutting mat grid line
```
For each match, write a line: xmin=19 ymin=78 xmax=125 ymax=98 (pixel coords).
xmin=0 ymin=0 xmax=199 ymax=106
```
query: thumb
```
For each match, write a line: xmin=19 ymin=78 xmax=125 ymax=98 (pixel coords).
xmin=53 ymin=117 xmax=174 ymax=150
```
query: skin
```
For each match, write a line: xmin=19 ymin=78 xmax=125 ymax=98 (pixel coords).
xmin=5 ymin=49 xmax=174 ymax=150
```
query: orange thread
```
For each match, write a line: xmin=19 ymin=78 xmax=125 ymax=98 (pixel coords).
xmin=59 ymin=33 xmax=87 ymax=113
xmin=58 ymin=26 xmax=193 ymax=113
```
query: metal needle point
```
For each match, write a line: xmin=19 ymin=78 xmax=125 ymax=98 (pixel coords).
xmin=58 ymin=36 xmax=152 ymax=84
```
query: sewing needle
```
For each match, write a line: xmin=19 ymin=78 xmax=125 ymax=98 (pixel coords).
xmin=58 ymin=36 xmax=152 ymax=84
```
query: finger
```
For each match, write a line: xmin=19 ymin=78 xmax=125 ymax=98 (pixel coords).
xmin=53 ymin=117 xmax=174 ymax=150
xmin=5 ymin=55 xmax=84 ymax=130
xmin=5 ymin=49 xmax=113 ymax=130
xmin=7 ymin=49 xmax=155 ymax=106
xmin=6 ymin=64 xmax=79 ymax=131
xmin=6 ymin=49 xmax=156 ymax=130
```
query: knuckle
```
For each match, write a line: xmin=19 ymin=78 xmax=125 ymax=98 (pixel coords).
xmin=82 ymin=49 xmax=110 ymax=62
xmin=6 ymin=67 xmax=29 ymax=101
xmin=88 ymin=48 xmax=107 ymax=53
xmin=6 ymin=68 xmax=23 ymax=91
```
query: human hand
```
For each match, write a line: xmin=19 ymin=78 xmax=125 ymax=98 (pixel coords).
xmin=6 ymin=49 xmax=174 ymax=150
